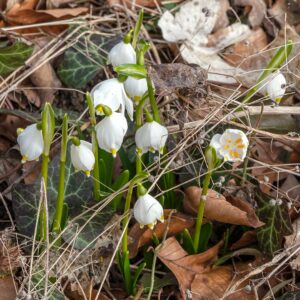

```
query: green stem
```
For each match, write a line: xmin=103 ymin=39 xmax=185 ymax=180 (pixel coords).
xmin=86 ymin=92 xmax=101 ymax=201
xmin=122 ymin=183 xmax=134 ymax=254
xmin=52 ymin=114 xmax=68 ymax=235
xmin=193 ymin=170 xmax=212 ymax=253
xmin=146 ymin=77 xmax=160 ymax=123
xmin=92 ymin=130 xmax=101 ymax=201
xmin=39 ymin=154 xmax=49 ymax=241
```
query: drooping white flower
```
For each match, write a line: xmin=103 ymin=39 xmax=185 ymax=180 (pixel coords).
xmin=124 ymin=77 xmax=148 ymax=103
xmin=71 ymin=140 xmax=95 ymax=177
xmin=135 ymin=121 xmax=168 ymax=155
xmin=133 ymin=193 xmax=164 ymax=229
xmin=91 ymin=78 xmax=134 ymax=120
xmin=108 ymin=41 xmax=136 ymax=67
xmin=259 ymin=71 xmax=286 ymax=104
xmin=210 ymin=129 xmax=249 ymax=162
xmin=265 ymin=71 xmax=286 ymax=103
xmin=95 ymin=112 xmax=128 ymax=157
xmin=17 ymin=124 xmax=44 ymax=163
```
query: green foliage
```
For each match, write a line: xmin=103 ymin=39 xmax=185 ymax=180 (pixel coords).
xmin=256 ymin=191 xmax=293 ymax=256
xmin=0 ymin=41 xmax=33 ymax=77
xmin=30 ymin=269 xmax=64 ymax=300
xmin=12 ymin=147 xmax=114 ymax=249
xmin=141 ymin=273 xmax=177 ymax=293
xmin=57 ymin=32 xmax=111 ymax=88
xmin=114 ymin=64 xmax=147 ymax=79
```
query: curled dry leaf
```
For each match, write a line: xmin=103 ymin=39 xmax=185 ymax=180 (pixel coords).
xmin=234 ymin=0 xmax=266 ymax=28
xmin=230 ymin=231 xmax=257 ymax=250
xmin=107 ymin=0 xmax=160 ymax=8
xmin=222 ymin=28 xmax=268 ymax=70
xmin=157 ymin=237 xmax=223 ymax=295
xmin=184 ymin=186 xmax=264 ymax=228
xmin=128 ymin=209 xmax=194 ymax=258
xmin=157 ymin=237 xmax=261 ymax=299
xmin=3 ymin=4 xmax=88 ymax=35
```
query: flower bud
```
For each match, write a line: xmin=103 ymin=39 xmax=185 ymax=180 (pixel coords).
xmin=124 ymin=77 xmax=148 ymax=103
xmin=133 ymin=193 xmax=164 ymax=229
xmin=17 ymin=124 xmax=44 ymax=163
xmin=135 ymin=121 xmax=168 ymax=155
xmin=210 ymin=129 xmax=249 ymax=162
xmin=91 ymin=78 xmax=134 ymax=121
xmin=70 ymin=140 xmax=95 ymax=177
xmin=108 ymin=41 xmax=136 ymax=67
xmin=95 ymin=112 xmax=128 ymax=157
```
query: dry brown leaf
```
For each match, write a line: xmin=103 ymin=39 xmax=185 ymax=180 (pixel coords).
xmin=6 ymin=0 xmax=38 ymax=13
xmin=285 ymin=217 xmax=300 ymax=271
xmin=128 ymin=209 xmax=195 ymax=258
xmin=157 ymin=237 xmax=262 ymax=299
xmin=0 ymin=277 xmax=16 ymax=300
xmin=230 ymin=231 xmax=257 ymax=250
xmin=65 ymin=282 xmax=110 ymax=300
xmin=222 ymin=28 xmax=268 ymax=69
xmin=184 ymin=186 xmax=264 ymax=228
xmin=107 ymin=0 xmax=160 ymax=8
xmin=279 ymin=174 xmax=300 ymax=202
xmin=234 ymin=0 xmax=266 ymax=27
xmin=4 ymin=5 xmax=88 ymax=35
xmin=157 ymin=237 xmax=223 ymax=296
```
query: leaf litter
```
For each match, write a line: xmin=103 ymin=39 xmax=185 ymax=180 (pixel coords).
xmin=0 ymin=0 xmax=300 ymax=299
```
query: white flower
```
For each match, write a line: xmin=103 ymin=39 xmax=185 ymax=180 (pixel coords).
xmin=95 ymin=112 xmax=128 ymax=157
xmin=266 ymin=71 xmax=286 ymax=103
xmin=124 ymin=77 xmax=148 ymax=103
xmin=71 ymin=140 xmax=95 ymax=177
xmin=133 ymin=193 xmax=164 ymax=229
xmin=17 ymin=124 xmax=44 ymax=163
xmin=91 ymin=78 xmax=134 ymax=121
xmin=108 ymin=41 xmax=136 ymax=67
xmin=259 ymin=71 xmax=286 ymax=104
xmin=210 ymin=129 xmax=249 ymax=162
xmin=135 ymin=121 xmax=168 ymax=155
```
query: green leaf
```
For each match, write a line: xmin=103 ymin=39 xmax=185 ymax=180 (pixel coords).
xmin=57 ymin=32 xmax=110 ymax=88
xmin=110 ymin=170 xmax=130 ymax=210
xmin=30 ymin=269 xmax=64 ymax=300
xmin=12 ymin=146 xmax=114 ymax=249
xmin=256 ymin=191 xmax=293 ymax=256
xmin=198 ymin=222 xmax=213 ymax=252
xmin=0 ymin=41 xmax=33 ymax=77
xmin=114 ymin=64 xmax=147 ymax=78
xmin=141 ymin=273 xmax=177 ymax=292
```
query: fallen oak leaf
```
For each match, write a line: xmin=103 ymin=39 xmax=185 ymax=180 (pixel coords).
xmin=128 ymin=209 xmax=195 ymax=258
xmin=230 ymin=230 xmax=257 ymax=250
xmin=156 ymin=236 xmax=223 ymax=298
xmin=184 ymin=186 xmax=264 ymax=228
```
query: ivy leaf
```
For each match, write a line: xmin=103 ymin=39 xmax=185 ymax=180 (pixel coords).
xmin=12 ymin=147 xmax=114 ymax=249
xmin=0 ymin=41 xmax=33 ymax=77
xmin=57 ymin=31 xmax=115 ymax=88
xmin=256 ymin=191 xmax=293 ymax=256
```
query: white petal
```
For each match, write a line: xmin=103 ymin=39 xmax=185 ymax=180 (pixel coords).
xmin=91 ymin=78 xmax=124 ymax=114
xmin=108 ymin=42 xmax=136 ymax=67
xmin=17 ymin=124 xmax=44 ymax=161
xmin=266 ymin=71 xmax=286 ymax=102
xmin=210 ymin=133 xmax=222 ymax=159
xmin=95 ymin=112 xmax=128 ymax=155
xmin=71 ymin=141 xmax=95 ymax=172
xmin=219 ymin=129 xmax=248 ymax=162
xmin=135 ymin=121 xmax=168 ymax=154
xmin=133 ymin=194 xmax=163 ymax=227
xmin=124 ymin=77 xmax=148 ymax=101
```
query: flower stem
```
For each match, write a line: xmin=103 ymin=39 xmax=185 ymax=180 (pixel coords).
xmin=39 ymin=154 xmax=49 ymax=241
xmin=193 ymin=170 xmax=212 ymax=253
xmin=52 ymin=114 xmax=68 ymax=236
xmin=86 ymin=92 xmax=101 ymax=201
xmin=122 ymin=183 xmax=134 ymax=254
xmin=146 ymin=77 xmax=160 ymax=123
